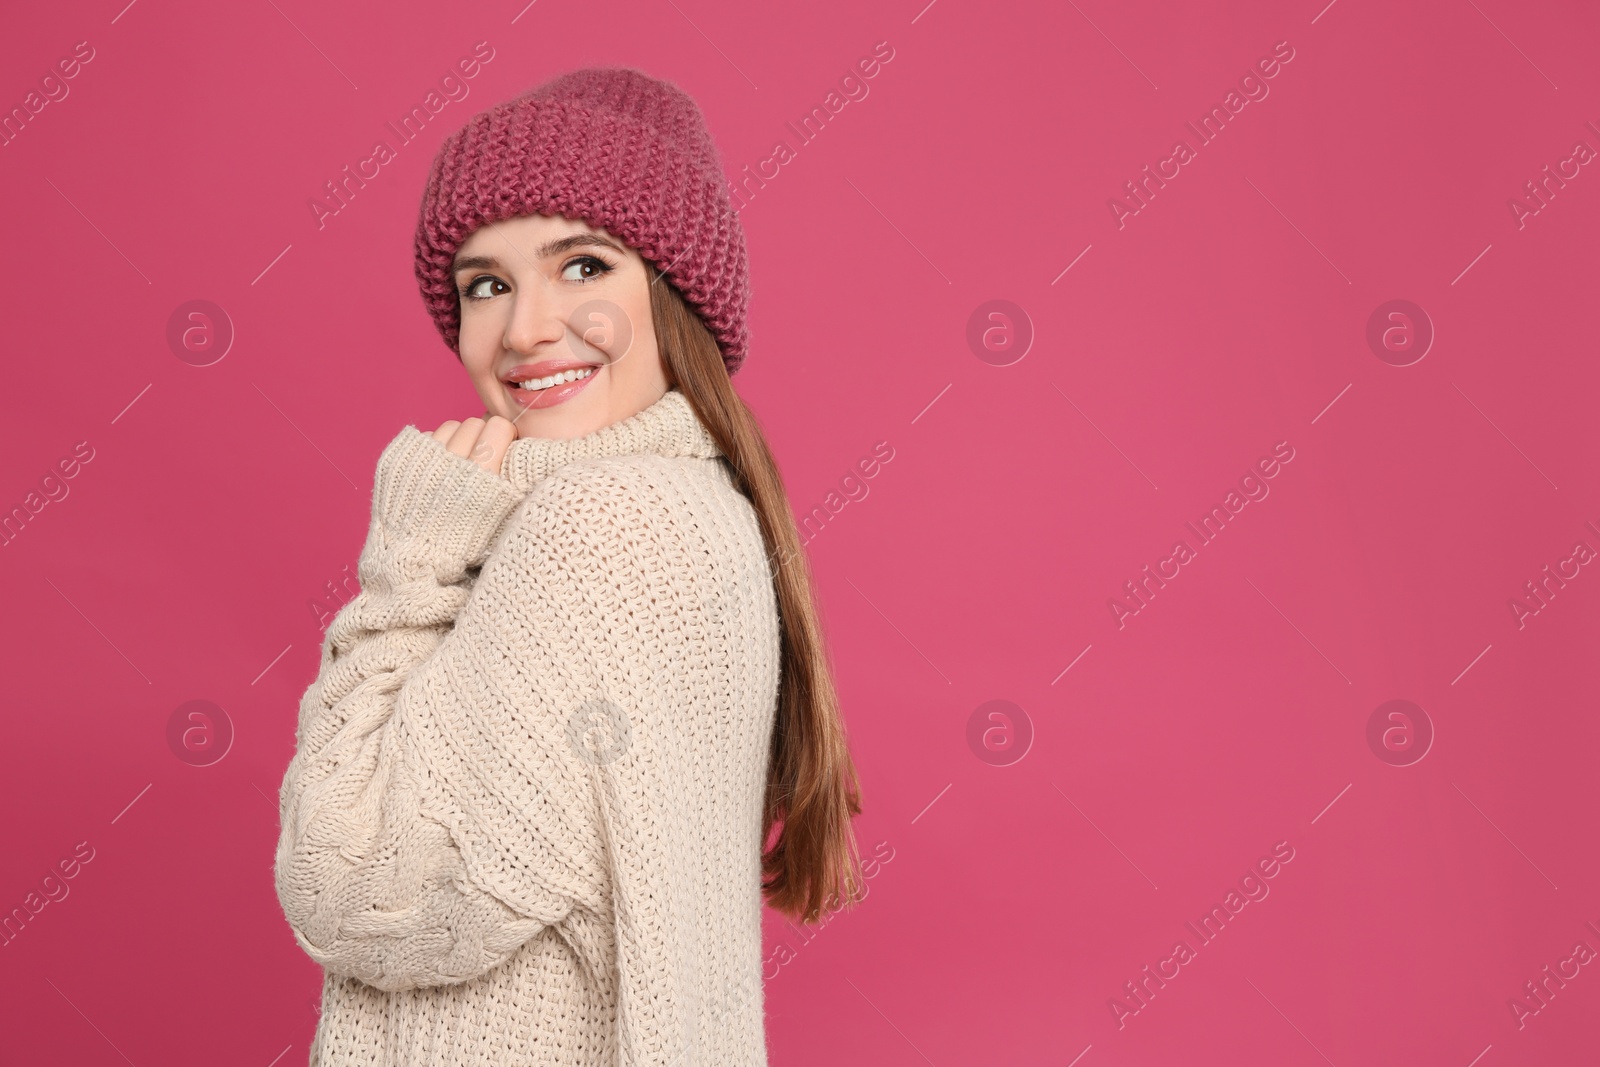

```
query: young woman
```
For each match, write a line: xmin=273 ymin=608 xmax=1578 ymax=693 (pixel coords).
xmin=273 ymin=68 xmax=865 ymax=1065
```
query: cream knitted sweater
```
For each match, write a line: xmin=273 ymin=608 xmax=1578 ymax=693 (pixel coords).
xmin=274 ymin=387 xmax=781 ymax=1066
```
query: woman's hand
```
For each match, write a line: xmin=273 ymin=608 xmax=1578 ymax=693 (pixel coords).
xmin=430 ymin=413 xmax=517 ymax=477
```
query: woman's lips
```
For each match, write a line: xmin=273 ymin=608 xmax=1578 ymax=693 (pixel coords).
xmin=503 ymin=363 xmax=602 ymax=410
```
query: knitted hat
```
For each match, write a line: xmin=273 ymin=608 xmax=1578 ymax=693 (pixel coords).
xmin=413 ymin=67 xmax=751 ymax=375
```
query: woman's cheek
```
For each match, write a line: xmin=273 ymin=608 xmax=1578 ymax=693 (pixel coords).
xmin=573 ymin=297 xmax=637 ymax=363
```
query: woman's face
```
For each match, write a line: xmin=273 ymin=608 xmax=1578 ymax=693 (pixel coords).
xmin=449 ymin=213 xmax=668 ymax=441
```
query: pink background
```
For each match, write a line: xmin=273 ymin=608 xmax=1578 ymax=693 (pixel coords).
xmin=3 ymin=0 xmax=1598 ymax=1064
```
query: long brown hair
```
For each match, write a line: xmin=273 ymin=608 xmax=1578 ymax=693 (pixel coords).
xmin=646 ymin=267 xmax=866 ymax=925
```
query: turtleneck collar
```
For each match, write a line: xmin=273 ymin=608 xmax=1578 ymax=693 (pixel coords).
xmin=501 ymin=387 xmax=723 ymax=492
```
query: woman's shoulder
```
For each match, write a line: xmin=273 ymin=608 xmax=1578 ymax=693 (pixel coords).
xmin=513 ymin=452 xmax=764 ymax=556
xmin=485 ymin=453 xmax=778 ymax=657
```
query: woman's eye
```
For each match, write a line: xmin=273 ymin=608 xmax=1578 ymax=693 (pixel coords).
xmin=562 ymin=255 xmax=614 ymax=284
xmin=460 ymin=277 xmax=506 ymax=300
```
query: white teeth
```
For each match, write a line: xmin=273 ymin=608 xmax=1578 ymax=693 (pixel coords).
xmin=515 ymin=366 xmax=596 ymax=390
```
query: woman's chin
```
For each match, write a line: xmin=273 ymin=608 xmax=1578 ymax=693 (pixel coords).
xmin=508 ymin=396 xmax=610 ymax=442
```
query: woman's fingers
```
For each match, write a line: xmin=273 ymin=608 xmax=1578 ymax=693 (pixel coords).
xmin=472 ymin=415 xmax=517 ymax=475
xmin=427 ymin=416 xmax=514 ymax=476
xmin=444 ymin=417 xmax=486 ymax=459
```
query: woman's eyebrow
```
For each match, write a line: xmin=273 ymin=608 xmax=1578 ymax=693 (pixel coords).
xmin=450 ymin=234 xmax=627 ymax=274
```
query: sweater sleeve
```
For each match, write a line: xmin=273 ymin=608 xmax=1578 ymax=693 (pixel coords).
xmin=274 ymin=425 xmax=558 ymax=991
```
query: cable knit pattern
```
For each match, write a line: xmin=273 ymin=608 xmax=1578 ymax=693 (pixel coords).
xmin=275 ymin=388 xmax=781 ymax=1066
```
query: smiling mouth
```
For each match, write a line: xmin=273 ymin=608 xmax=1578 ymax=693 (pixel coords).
xmin=508 ymin=366 xmax=599 ymax=391
xmin=500 ymin=360 xmax=605 ymax=411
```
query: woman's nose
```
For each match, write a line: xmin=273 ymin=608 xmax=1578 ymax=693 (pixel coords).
xmin=503 ymin=271 xmax=568 ymax=354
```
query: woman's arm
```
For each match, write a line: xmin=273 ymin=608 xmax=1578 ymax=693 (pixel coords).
xmin=274 ymin=425 xmax=555 ymax=991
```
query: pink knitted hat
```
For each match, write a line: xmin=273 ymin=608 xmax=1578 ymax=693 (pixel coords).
xmin=413 ymin=67 xmax=751 ymax=375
